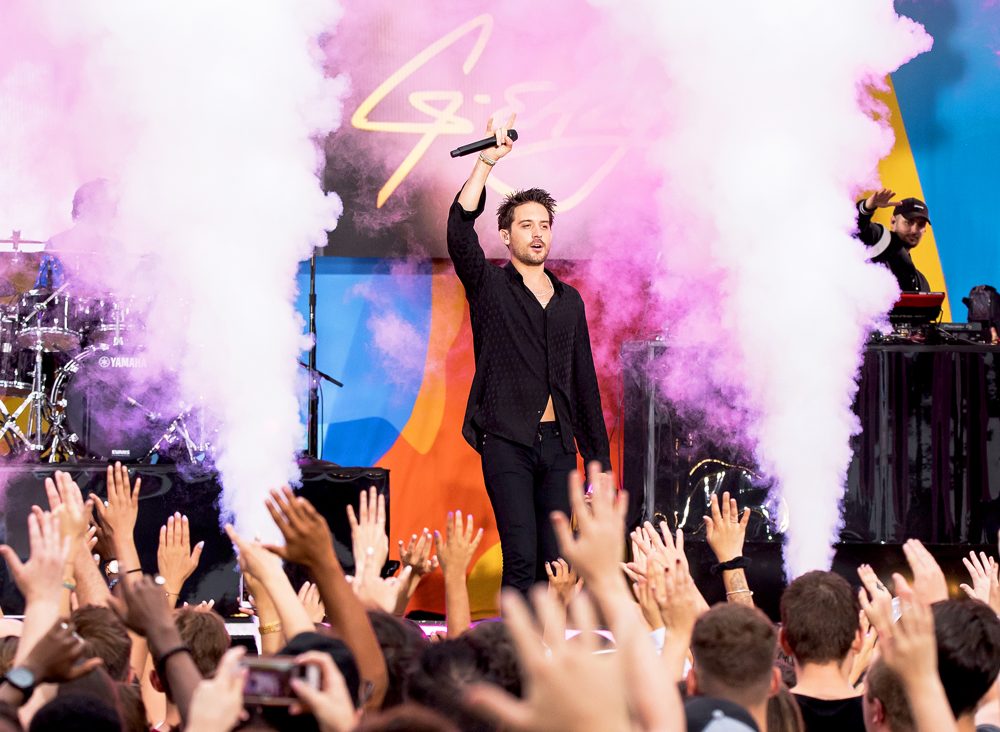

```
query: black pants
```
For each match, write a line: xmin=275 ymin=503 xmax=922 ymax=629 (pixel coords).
xmin=481 ymin=424 xmax=576 ymax=593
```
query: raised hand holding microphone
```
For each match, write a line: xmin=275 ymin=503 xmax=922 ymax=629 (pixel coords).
xmin=456 ymin=113 xmax=516 ymax=213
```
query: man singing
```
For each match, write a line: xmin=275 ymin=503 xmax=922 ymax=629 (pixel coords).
xmin=447 ymin=115 xmax=610 ymax=593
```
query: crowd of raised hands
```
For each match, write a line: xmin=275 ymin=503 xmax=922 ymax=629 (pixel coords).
xmin=0 ymin=462 xmax=996 ymax=731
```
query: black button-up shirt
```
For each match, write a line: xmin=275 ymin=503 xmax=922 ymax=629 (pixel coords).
xmin=446 ymin=190 xmax=610 ymax=469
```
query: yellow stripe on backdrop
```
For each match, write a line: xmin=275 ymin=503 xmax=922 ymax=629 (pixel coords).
xmin=873 ymin=79 xmax=952 ymax=321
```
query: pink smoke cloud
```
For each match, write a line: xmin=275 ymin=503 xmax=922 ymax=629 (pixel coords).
xmin=0 ymin=1 xmax=346 ymax=539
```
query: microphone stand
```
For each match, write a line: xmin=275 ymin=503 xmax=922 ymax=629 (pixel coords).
xmin=307 ymin=250 xmax=320 ymax=458
xmin=304 ymin=250 xmax=344 ymax=459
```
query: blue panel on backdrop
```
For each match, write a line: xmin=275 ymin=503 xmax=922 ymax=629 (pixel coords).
xmin=892 ymin=0 xmax=1000 ymax=312
xmin=295 ymin=257 xmax=433 ymax=466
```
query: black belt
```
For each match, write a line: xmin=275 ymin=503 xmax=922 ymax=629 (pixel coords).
xmin=537 ymin=422 xmax=560 ymax=440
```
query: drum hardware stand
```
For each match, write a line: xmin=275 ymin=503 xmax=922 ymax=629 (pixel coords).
xmin=0 ymin=339 xmax=53 ymax=455
xmin=142 ymin=405 xmax=209 ymax=463
xmin=0 ymin=393 xmax=37 ymax=452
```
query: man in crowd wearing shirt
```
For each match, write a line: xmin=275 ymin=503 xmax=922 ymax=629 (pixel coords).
xmin=446 ymin=115 xmax=610 ymax=593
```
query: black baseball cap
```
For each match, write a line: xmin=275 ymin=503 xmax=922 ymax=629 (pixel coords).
xmin=893 ymin=197 xmax=931 ymax=224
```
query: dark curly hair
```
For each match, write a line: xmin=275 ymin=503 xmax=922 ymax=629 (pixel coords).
xmin=496 ymin=188 xmax=556 ymax=231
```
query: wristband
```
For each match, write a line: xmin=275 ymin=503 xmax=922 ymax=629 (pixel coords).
xmin=154 ymin=645 xmax=191 ymax=678
xmin=259 ymin=621 xmax=283 ymax=635
xmin=478 ymin=152 xmax=497 ymax=167
xmin=124 ymin=568 xmax=143 ymax=576
xmin=710 ymin=556 xmax=749 ymax=575
xmin=726 ymin=589 xmax=754 ymax=597
xmin=62 ymin=580 xmax=77 ymax=592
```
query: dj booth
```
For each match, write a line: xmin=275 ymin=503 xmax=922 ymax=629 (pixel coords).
xmin=622 ymin=339 xmax=1000 ymax=617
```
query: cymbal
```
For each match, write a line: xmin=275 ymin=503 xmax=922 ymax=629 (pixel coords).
xmin=0 ymin=252 xmax=45 ymax=299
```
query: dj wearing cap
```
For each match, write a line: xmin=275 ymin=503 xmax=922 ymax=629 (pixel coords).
xmin=855 ymin=188 xmax=932 ymax=292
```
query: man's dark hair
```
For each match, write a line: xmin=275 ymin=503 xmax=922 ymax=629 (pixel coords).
xmin=496 ymin=189 xmax=556 ymax=231
xmin=367 ymin=610 xmax=428 ymax=708
xmin=865 ymin=657 xmax=914 ymax=732
xmin=932 ymin=598 xmax=1000 ymax=718
xmin=31 ymin=668 xmax=122 ymax=732
xmin=463 ymin=620 xmax=522 ymax=698
xmin=779 ymin=571 xmax=860 ymax=664
xmin=116 ymin=682 xmax=148 ymax=732
xmin=690 ymin=603 xmax=778 ymax=710
xmin=71 ymin=605 xmax=132 ymax=682
xmin=30 ymin=694 xmax=120 ymax=732
xmin=354 ymin=703 xmax=460 ymax=732
xmin=405 ymin=639 xmax=497 ymax=732
xmin=175 ymin=607 xmax=230 ymax=679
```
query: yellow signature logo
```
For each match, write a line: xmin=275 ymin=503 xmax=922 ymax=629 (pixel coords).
xmin=351 ymin=15 xmax=628 ymax=211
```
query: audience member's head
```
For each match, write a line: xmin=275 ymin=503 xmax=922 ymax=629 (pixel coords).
xmin=688 ymin=604 xmax=779 ymax=713
xmin=175 ymin=607 xmax=230 ymax=678
xmin=30 ymin=668 xmax=122 ymax=732
xmin=0 ymin=637 xmax=19 ymax=678
xmin=115 ymin=683 xmax=148 ymax=732
xmin=71 ymin=605 xmax=132 ymax=682
xmin=766 ymin=683 xmax=806 ymax=732
xmin=932 ymin=597 xmax=1000 ymax=720
xmin=29 ymin=694 xmax=120 ymax=732
xmin=253 ymin=632 xmax=361 ymax=732
xmin=366 ymin=610 xmax=427 ymax=708
xmin=353 ymin=702 xmax=461 ymax=732
xmin=463 ymin=621 xmax=523 ymax=698
xmin=405 ymin=639 xmax=497 ymax=732
xmin=780 ymin=571 xmax=861 ymax=666
xmin=863 ymin=657 xmax=913 ymax=732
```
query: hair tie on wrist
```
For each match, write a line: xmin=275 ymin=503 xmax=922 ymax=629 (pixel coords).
xmin=711 ymin=556 xmax=750 ymax=575
xmin=124 ymin=568 xmax=143 ymax=575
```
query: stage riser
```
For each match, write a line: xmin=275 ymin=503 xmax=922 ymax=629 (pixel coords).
xmin=622 ymin=342 xmax=1000 ymax=545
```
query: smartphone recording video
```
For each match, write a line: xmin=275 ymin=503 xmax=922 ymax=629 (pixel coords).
xmin=242 ymin=656 xmax=320 ymax=706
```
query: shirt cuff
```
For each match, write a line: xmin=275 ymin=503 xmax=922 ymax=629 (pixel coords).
xmin=453 ymin=189 xmax=486 ymax=222
xmin=650 ymin=626 xmax=666 ymax=653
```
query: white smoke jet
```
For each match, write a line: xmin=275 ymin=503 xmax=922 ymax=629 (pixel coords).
xmin=0 ymin=1 xmax=346 ymax=539
xmin=593 ymin=0 xmax=931 ymax=575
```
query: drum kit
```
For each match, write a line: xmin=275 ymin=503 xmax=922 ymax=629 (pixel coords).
xmin=0 ymin=234 xmax=212 ymax=464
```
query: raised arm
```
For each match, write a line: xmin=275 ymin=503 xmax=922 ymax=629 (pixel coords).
xmin=457 ymin=114 xmax=515 ymax=213
xmin=434 ymin=510 xmax=484 ymax=638
xmin=448 ymin=114 xmax=516 ymax=294
xmin=263 ymin=486 xmax=388 ymax=710
xmin=704 ymin=491 xmax=754 ymax=607
xmin=856 ymin=188 xmax=900 ymax=251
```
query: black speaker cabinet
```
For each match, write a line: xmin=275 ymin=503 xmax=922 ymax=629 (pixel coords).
xmin=0 ymin=461 xmax=388 ymax=615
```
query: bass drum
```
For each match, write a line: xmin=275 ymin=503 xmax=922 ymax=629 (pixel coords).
xmin=51 ymin=345 xmax=174 ymax=462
